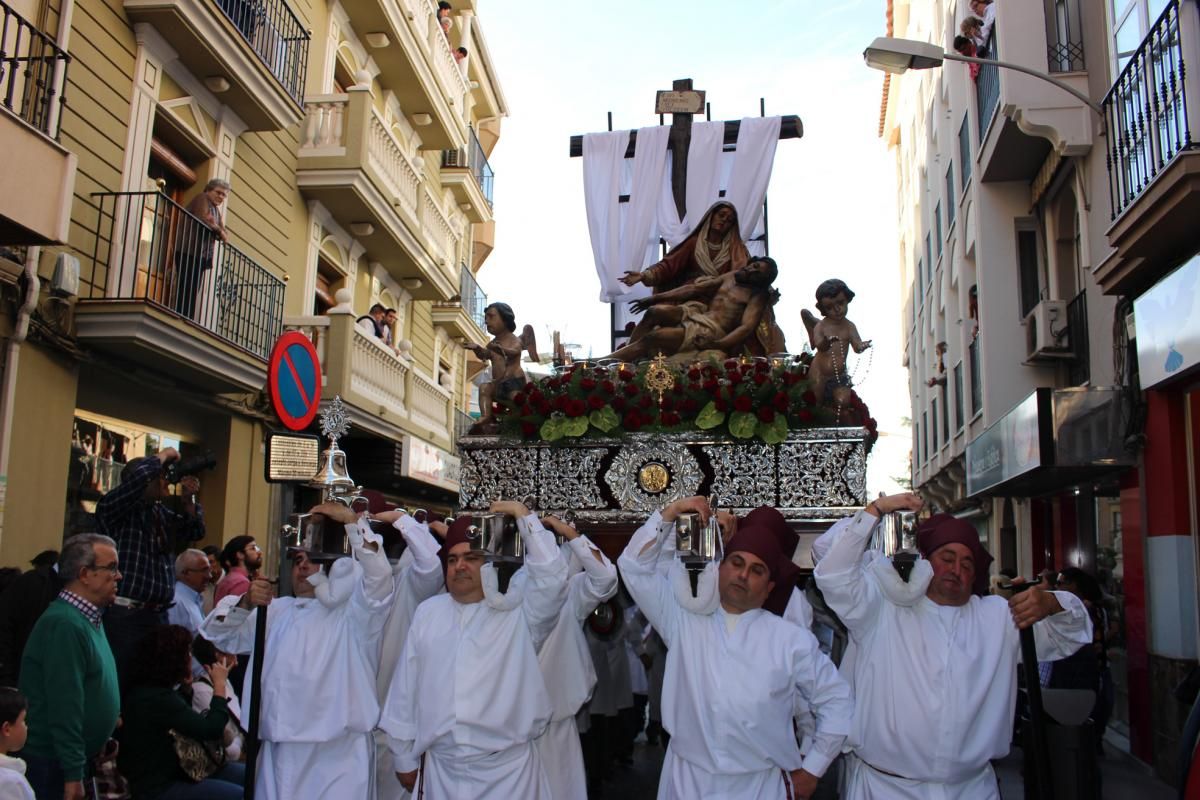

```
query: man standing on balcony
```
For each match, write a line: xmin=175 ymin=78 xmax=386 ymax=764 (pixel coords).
xmin=357 ymin=303 xmax=387 ymax=340
xmin=94 ymin=447 xmax=205 ymax=690
xmin=174 ymin=179 xmax=230 ymax=321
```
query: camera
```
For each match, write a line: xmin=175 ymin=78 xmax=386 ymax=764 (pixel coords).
xmin=164 ymin=452 xmax=218 ymax=483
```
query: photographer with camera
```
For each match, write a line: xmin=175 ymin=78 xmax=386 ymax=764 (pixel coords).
xmin=95 ymin=447 xmax=207 ymax=690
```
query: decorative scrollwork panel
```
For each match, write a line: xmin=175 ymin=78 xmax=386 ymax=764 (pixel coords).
xmin=538 ymin=448 xmax=606 ymax=510
xmin=458 ymin=447 xmax=538 ymax=509
xmin=604 ymin=440 xmax=702 ymax=512
xmin=778 ymin=441 xmax=865 ymax=508
xmin=702 ymin=444 xmax=776 ymax=508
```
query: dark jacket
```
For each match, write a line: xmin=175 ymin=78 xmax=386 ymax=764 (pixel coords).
xmin=0 ymin=566 xmax=62 ymax=684
xmin=118 ymin=684 xmax=230 ymax=798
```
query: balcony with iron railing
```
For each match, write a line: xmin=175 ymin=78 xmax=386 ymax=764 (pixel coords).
xmin=0 ymin=0 xmax=75 ymax=244
xmin=976 ymin=30 xmax=1001 ymax=143
xmin=432 ymin=263 xmax=489 ymax=346
xmin=285 ymin=296 xmax=457 ymax=448
xmin=1066 ymin=289 xmax=1090 ymax=386
xmin=441 ymin=125 xmax=494 ymax=222
xmin=74 ymin=190 xmax=286 ymax=391
xmin=1096 ymin=0 xmax=1200 ymax=296
xmin=124 ymin=0 xmax=308 ymax=130
xmin=296 ymin=88 xmax=462 ymax=301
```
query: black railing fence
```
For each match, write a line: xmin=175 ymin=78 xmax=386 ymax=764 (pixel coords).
xmin=1047 ymin=0 xmax=1085 ymax=73
xmin=442 ymin=126 xmax=494 ymax=207
xmin=86 ymin=191 xmax=285 ymax=359
xmin=214 ymin=0 xmax=308 ymax=106
xmin=0 ymin=0 xmax=69 ymax=138
xmin=1104 ymin=0 xmax=1195 ymax=219
xmin=976 ymin=29 xmax=1001 ymax=143
xmin=459 ymin=264 xmax=486 ymax=330
xmin=1067 ymin=290 xmax=1090 ymax=386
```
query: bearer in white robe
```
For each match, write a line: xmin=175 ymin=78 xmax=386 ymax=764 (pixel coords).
xmin=373 ymin=515 xmax=447 ymax=800
xmin=813 ymin=493 xmax=1094 ymax=800
xmin=202 ymin=503 xmax=434 ymax=800
xmin=619 ymin=496 xmax=853 ymax=800
xmin=381 ymin=499 xmax=568 ymax=798
xmin=534 ymin=515 xmax=618 ymax=800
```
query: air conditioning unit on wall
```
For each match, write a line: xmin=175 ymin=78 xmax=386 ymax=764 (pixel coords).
xmin=1025 ymin=299 xmax=1071 ymax=361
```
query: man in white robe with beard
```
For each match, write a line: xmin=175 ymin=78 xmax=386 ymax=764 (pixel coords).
xmin=813 ymin=493 xmax=1093 ymax=799
xmin=619 ymin=496 xmax=853 ymax=800
xmin=534 ymin=514 xmax=617 ymax=800
xmin=381 ymin=499 xmax=568 ymax=798
xmin=202 ymin=503 xmax=438 ymax=800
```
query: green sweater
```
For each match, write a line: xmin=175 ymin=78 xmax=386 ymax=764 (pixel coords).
xmin=18 ymin=599 xmax=119 ymax=780
xmin=118 ymin=685 xmax=230 ymax=798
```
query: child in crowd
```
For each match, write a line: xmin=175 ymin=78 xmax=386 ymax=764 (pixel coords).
xmin=0 ymin=687 xmax=35 ymax=800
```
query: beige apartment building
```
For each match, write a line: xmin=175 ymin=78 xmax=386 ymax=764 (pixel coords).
xmin=0 ymin=0 xmax=503 ymax=566
xmin=881 ymin=0 xmax=1200 ymax=780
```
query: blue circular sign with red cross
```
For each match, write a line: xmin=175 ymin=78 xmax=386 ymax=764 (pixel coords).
xmin=268 ymin=331 xmax=323 ymax=431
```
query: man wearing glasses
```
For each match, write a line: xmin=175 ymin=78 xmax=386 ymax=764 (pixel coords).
xmin=94 ymin=447 xmax=206 ymax=689
xmin=168 ymin=549 xmax=211 ymax=635
xmin=18 ymin=534 xmax=122 ymax=800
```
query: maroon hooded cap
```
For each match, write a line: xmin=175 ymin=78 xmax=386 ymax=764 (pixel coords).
xmin=917 ymin=513 xmax=993 ymax=595
xmin=741 ymin=507 xmax=799 ymax=559
xmin=439 ymin=516 xmax=474 ymax=577
xmin=724 ymin=525 xmax=800 ymax=614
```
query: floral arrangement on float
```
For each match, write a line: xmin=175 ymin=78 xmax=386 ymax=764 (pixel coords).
xmin=493 ymin=353 xmax=878 ymax=451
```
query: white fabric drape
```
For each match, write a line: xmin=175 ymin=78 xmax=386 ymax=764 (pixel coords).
xmin=726 ymin=116 xmax=782 ymax=256
xmin=582 ymin=131 xmax=627 ymax=301
xmin=657 ymin=120 xmax=726 ymax=247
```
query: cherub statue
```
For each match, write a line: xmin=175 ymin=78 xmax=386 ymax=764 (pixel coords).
xmin=800 ymin=279 xmax=871 ymax=407
xmin=466 ymin=302 xmax=538 ymax=435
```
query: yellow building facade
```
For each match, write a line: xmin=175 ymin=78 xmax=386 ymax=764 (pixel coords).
xmin=0 ymin=0 xmax=504 ymax=566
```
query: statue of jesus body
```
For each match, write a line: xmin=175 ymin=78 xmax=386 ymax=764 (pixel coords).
xmin=606 ymin=257 xmax=778 ymax=361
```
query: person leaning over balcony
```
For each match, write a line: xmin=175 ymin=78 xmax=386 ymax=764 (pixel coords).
xmin=969 ymin=0 xmax=995 ymax=49
xmin=94 ymin=448 xmax=205 ymax=690
xmin=437 ymin=1 xmax=451 ymax=20
xmin=961 ymin=16 xmax=987 ymax=58
xmin=357 ymin=303 xmax=387 ymax=340
xmin=174 ymin=179 xmax=230 ymax=321
xmin=953 ymin=35 xmax=981 ymax=80
xmin=454 ymin=46 xmax=468 ymax=72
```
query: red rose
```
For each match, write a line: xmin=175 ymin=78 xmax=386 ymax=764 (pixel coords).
xmin=535 ymin=400 xmax=551 ymax=415
xmin=566 ymin=399 xmax=587 ymax=418
xmin=714 ymin=398 xmax=729 ymax=412
xmin=757 ymin=406 xmax=775 ymax=423
xmin=724 ymin=359 xmax=738 ymax=370
xmin=492 ymin=403 xmax=503 ymax=416
xmin=687 ymin=367 xmax=701 ymax=380
xmin=588 ymin=395 xmax=606 ymax=411
xmin=637 ymin=395 xmax=653 ymax=410
xmin=754 ymin=360 xmax=770 ymax=373
xmin=662 ymin=411 xmax=681 ymax=426
xmin=687 ymin=382 xmax=702 ymax=393
xmin=797 ymin=409 xmax=814 ymax=422
xmin=702 ymin=379 xmax=719 ymax=393
xmin=784 ymin=372 xmax=801 ymax=387
xmin=727 ymin=372 xmax=742 ymax=386
xmin=612 ymin=396 xmax=627 ymax=412
xmin=618 ymin=368 xmax=635 ymax=381
xmin=580 ymin=378 xmax=597 ymax=390
xmin=553 ymin=396 xmax=568 ymax=412
xmin=660 ymin=397 xmax=675 ymax=412
xmin=529 ymin=389 xmax=545 ymax=404
xmin=521 ymin=405 xmax=534 ymax=416
xmin=682 ymin=398 xmax=699 ymax=413
xmin=512 ymin=392 xmax=527 ymax=406
xmin=752 ymin=373 xmax=767 ymax=385
xmin=601 ymin=380 xmax=615 ymax=394
xmin=520 ymin=421 xmax=538 ymax=437
xmin=547 ymin=379 xmax=561 ymax=391
xmin=802 ymin=390 xmax=817 ymax=405
xmin=772 ymin=393 xmax=790 ymax=413
xmin=623 ymin=411 xmax=642 ymax=431
xmin=867 ymin=417 xmax=878 ymax=431
xmin=734 ymin=395 xmax=753 ymax=413
xmin=623 ymin=382 xmax=639 ymax=397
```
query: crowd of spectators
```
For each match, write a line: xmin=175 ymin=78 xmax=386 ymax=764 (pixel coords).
xmin=952 ymin=0 xmax=996 ymax=81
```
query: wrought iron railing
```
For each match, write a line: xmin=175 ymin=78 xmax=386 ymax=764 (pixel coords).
xmin=85 ymin=191 xmax=285 ymax=359
xmin=214 ymin=0 xmax=309 ymax=106
xmin=441 ymin=125 xmax=494 ymax=207
xmin=1066 ymin=289 xmax=1090 ymax=386
xmin=976 ymin=30 xmax=1001 ymax=142
xmin=459 ymin=264 xmax=486 ymax=329
xmin=0 ymin=0 xmax=69 ymax=139
xmin=1104 ymin=0 xmax=1195 ymax=219
xmin=1047 ymin=0 xmax=1085 ymax=73
xmin=969 ymin=336 xmax=983 ymax=417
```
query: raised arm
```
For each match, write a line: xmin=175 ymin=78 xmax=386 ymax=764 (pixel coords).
xmin=93 ymin=454 xmax=165 ymax=529
xmin=813 ymin=493 xmax=923 ymax=633
xmin=545 ymin=516 xmax=618 ymax=622
xmin=309 ymin=503 xmax=393 ymax=612
xmin=491 ymin=502 xmax=567 ymax=650
xmin=848 ymin=321 xmax=871 ymax=353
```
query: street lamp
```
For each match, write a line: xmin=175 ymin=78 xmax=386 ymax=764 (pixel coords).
xmin=863 ymin=36 xmax=1103 ymax=116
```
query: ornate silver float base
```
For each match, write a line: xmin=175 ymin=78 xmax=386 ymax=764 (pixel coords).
xmin=457 ymin=428 xmax=868 ymax=524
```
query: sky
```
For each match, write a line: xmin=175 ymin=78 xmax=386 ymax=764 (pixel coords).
xmin=479 ymin=0 xmax=911 ymax=495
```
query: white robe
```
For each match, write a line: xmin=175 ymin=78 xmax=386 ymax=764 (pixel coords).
xmin=380 ymin=514 xmax=567 ymax=799
xmin=372 ymin=516 xmax=447 ymax=800
xmin=619 ymin=511 xmax=853 ymax=800
xmin=813 ymin=510 xmax=1093 ymax=799
xmin=201 ymin=519 xmax=396 ymax=800
xmin=534 ymin=536 xmax=618 ymax=800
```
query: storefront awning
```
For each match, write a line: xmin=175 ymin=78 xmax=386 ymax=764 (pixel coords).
xmin=966 ymin=387 xmax=1133 ymax=498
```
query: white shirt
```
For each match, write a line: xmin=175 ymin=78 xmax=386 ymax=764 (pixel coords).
xmin=0 ymin=754 xmax=34 ymax=800
xmin=619 ymin=511 xmax=853 ymax=786
xmin=813 ymin=510 xmax=1093 ymax=787
xmin=201 ymin=519 xmax=394 ymax=743
xmin=168 ymin=581 xmax=205 ymax=635
xmin=381 ymin=514 xmax=567 ymax=772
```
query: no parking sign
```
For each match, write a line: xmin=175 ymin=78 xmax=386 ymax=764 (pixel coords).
xmin=268 ymin=331 xmax=323 ymax=431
